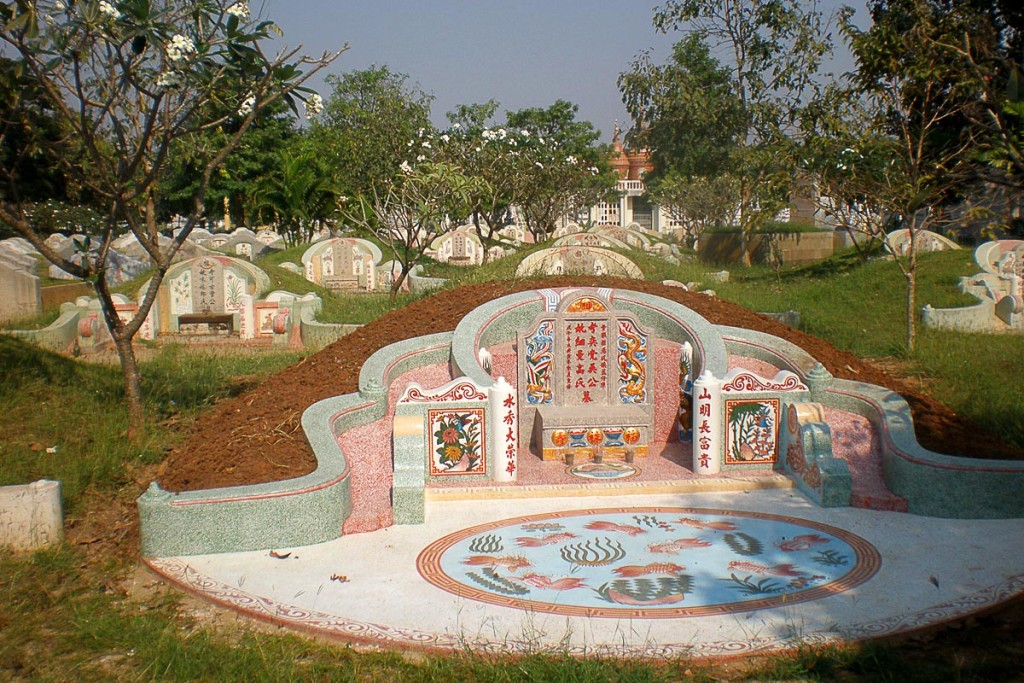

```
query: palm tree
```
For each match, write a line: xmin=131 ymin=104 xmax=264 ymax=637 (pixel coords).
xmin=249 ymin=148 xmax=338 ymax=245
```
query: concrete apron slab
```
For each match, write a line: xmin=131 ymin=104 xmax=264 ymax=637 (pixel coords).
xmin=147 ymin=488 xmax=1024 ymax=659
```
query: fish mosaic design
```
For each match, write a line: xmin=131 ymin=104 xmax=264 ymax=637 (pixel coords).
xmin=419 ymin=507 xmax=879 ymax=618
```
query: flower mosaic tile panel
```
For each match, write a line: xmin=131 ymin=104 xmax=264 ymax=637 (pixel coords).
xmin=417 ymin=507 xmax=880 ymax=618
xmin=428 ymin=408 xmax=485 ymax=476
xmin=725 ymin=399 xmax=780 ymax=464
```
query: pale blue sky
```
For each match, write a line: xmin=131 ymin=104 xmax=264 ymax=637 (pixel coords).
xmin=261 ymin=1 xmax=869 ymax=142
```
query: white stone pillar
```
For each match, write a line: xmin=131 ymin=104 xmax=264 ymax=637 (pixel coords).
xmin=692 ymin=370 xmax=722 ymax=475
xmin=489 ymin=377 xmax=518 ymax=482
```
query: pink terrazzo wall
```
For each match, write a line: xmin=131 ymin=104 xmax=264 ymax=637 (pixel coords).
xmin=727 ymin=354 xmax=781 ymax=378
xmin=338 ymin=362 xmax=454 ymax=534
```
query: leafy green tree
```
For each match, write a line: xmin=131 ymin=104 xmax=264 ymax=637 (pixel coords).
xmin=626 ymin=0 xmax=833 ymax=263
xmin=342 ymin=161 xmax=483 ymax=299
xmin=505 ymin=100 xmax=618 ymax=241
xmin=311 ymin=66 xmax=433 ymax=200
xmin=248 ymin=145 xmax=337 ymax=245
xmin=159 ymin=97 xmax=298 ymax=227
xmin=838 ymin=0 xmax=981 ymax=350
xmin=618 ymin=34 xmax=743 ymax=182
xmin=647 ymin=172 xmax=740 ymax=247
xmin=0 ymin=56 xmax=69 ymax=210
xmin=0 ymin=0 xmax=341 ymax=434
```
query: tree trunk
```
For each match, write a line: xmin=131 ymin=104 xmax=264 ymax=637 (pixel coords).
xmin=905 ymin=251 xmax=918 ymax=352
xmin=112 ymin=331 xmax=145 ymax=439
xmin=390 ymin=267 xmax=409 ymax=301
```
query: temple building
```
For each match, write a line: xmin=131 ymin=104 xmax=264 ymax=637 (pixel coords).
xmin=566 ymin=123 xmax=684 ymax=235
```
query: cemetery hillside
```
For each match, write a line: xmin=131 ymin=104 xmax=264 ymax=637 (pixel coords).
xmin=3 ymin=0 xmax=1024 ymax=681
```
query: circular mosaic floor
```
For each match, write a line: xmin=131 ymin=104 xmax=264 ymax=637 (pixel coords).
xmin=146 ymin=490 xmax=1024 ymax=658
xmin=417 ymin=507 xmax=880 ymax=618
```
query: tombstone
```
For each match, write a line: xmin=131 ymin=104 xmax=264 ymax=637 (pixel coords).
xmin=885 ymin=228 xmax=959 ymax=256
xmin=302 ymin=238 xmax=380 ymax=292
xmin=430 ymin=228 xmax=483 ymax=266
xmin=518 ymin=291 xmax=655 ymax=462
xmin=148 ymin=255 xmax=265 ymax=338
xmin=923 ymin=239 xmax=1024 ymax=333
xmin=515 ymin=246 xmax=644 ymax=279
xmin=0 ymin=480 xmax=63 ymax=551
xmin=0 ymin=254 xmax=41 ymax=322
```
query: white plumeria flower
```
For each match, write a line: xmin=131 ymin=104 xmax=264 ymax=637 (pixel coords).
xmin=166 ymin=34 xmax=196 ymax=62
xmin=452 ymin=122 xmax=461 ymax=129
xmin=520 ymin=129 xmax=530 ymax=137
xmin=304 ymin=92 xmax=324 ymax=117
xmin=566 ymin=155 xmax=578 ymax=165
xmin=474 ymin=146 xmax=482 ymax=152
xmin=400 ymin=160 xmax=414 ymax=174
xmin=238 ymin=94 xmax=255 ymax=116
xmin=416 ymin=154 xmax=426 ymax=162
xmin=421 ymin=141 xmax=431 ymax=149
xmin=54 ymin=0 xmax=67 ymax=10
xmin=226 ymin=3 xmax=249 ymax=20
xmin=99 ymin=1 xmax=120 ymax=20
xmin=155 ymin=71 xmax=181 ymax=89
xmin=439 ymin=134 xmax=449 ymax=143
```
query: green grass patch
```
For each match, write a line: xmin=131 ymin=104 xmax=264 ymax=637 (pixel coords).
xmin=0 ymin=336 xmax=304 ymax=514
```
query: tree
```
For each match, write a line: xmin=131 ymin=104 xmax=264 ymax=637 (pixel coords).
xmin=800 ymin=85 xmax=891 ymax=260
xmin=627 ymin=0 xmax=833 ymax=263
xmin=248 ymin=145 xmax=337 ymax=245
xmin=437 ymin=100 xmax=518 ymax=262
xmin=158 ymin=96 xmax=299 ymax=226
xmin=311 ymin=66 xmax=433 ymax=200
xmin=647 ymin=172 xmax=740 ymax=247
xmin=618 ymin=34 xmax=744 ymax=183
xmin=342 ymin=161 xmax=482 ymax=299
xmin=504 ymin=101 xmax=618 ymax=241
xmin=0 ymin=0 xmax=341 ymax=435
xmin=839 ymin=0 xmax=981 ymax=350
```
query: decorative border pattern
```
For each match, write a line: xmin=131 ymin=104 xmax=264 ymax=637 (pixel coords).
xmin=722 ymin=371 xmax=807 ymax=393
xmin=400 ymin=380 xmax=487 ymax=403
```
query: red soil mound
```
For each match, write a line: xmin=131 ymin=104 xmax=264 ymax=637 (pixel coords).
xmin=157 ymin=278 xmax=1023 ymax=492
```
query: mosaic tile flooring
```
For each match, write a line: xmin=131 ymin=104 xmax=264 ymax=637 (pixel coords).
xmin=147 ymin=488 xmax=1024 ymax=658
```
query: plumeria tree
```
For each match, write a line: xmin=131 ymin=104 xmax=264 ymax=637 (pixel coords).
xmin=342 ymin=160 xmax=483 ymax=299
xmin=437 ymin=101 xmax=523 ymax=262
xmin=505 ymin=101 xmax=618 ymax=241
xmin=0 ymin=0 xmax=342 ymax=435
